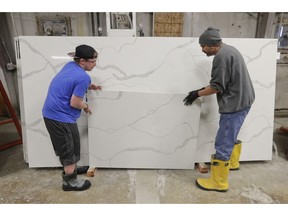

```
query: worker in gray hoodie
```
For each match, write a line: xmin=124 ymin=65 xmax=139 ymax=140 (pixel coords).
xmin=183 ymin=27 xmax=255 ymax=192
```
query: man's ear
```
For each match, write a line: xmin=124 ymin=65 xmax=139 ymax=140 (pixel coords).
xmin=79 ymin=58 xmax=86 ymax=65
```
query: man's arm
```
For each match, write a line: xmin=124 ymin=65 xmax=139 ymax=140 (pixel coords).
xmin=198 ymin=85 xmax=220 ymax=97
xmin=70 ymin=95 xmax=92 ymax=114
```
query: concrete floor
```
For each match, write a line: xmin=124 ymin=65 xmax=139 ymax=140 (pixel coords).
xmin=1 ymin=112 xmax=288 ymax=204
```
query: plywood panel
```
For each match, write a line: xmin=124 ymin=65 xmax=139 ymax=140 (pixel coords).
xmin=153 ymin=13 xmax=184 ymax=37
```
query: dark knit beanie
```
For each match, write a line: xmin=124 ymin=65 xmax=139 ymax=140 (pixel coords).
xmin=199 ymin=27 xmax=222 ymax=46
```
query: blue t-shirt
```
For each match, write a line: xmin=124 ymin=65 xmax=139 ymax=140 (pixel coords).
xmin=42 ymin=61 xmax=91 ymax=123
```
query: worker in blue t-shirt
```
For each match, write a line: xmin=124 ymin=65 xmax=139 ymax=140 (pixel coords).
xmin=42 ymin=44 xmax=102 ymax=191
xmin=183 ymin=27 xmax=255 ymax=192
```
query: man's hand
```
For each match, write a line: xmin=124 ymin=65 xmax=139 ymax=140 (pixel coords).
xmin=83 ymin=106 xmax=92 ymax=114
xmin=183 ymin=87 xmax=205 ymax=106
xmin=88 ymin=84 xmax=102 ymax=90
xmin=83 ymin=103 xmax=92 ymax=114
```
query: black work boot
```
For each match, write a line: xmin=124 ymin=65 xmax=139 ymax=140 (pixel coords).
xmin=76 ymin=166 xmax=89 ymax=175
xmin=62 ymin=171 xmax=91 ymax=191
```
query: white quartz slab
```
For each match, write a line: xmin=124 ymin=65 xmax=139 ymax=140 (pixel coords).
xmin=16 ymin=36 xmax=277 ymax=168
xmin=87 ymin=91 xmax=201 ymax=169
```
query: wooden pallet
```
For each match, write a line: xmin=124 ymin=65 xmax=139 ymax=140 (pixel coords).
xmin=86 ymin=167 xmax=97 ymax=177
xmin=195 ymin=162 xmax=209 ymax=173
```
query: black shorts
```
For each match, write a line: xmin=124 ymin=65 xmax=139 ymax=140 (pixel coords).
xmin=44 ymin=117 xmax=80 ymax=166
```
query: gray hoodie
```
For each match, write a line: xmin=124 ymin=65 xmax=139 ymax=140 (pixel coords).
xmin=210 ymin=43 xmax=255 ymax=113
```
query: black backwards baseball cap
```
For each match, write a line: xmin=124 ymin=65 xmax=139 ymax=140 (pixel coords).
xmin=68 ymin=44 xmax=98 ymax=59
xmin=199 ymin=27 xmax=222 ymax=46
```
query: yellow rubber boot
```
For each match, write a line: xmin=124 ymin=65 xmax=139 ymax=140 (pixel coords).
xmin=229 ymin=140 xmax=242 ymax=170
xmin=196 ymin=157 xmax=229 ymax=192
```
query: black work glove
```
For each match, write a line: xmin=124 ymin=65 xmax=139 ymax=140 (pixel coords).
xmin=183 ymin=87 xmax=205 ymax=106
